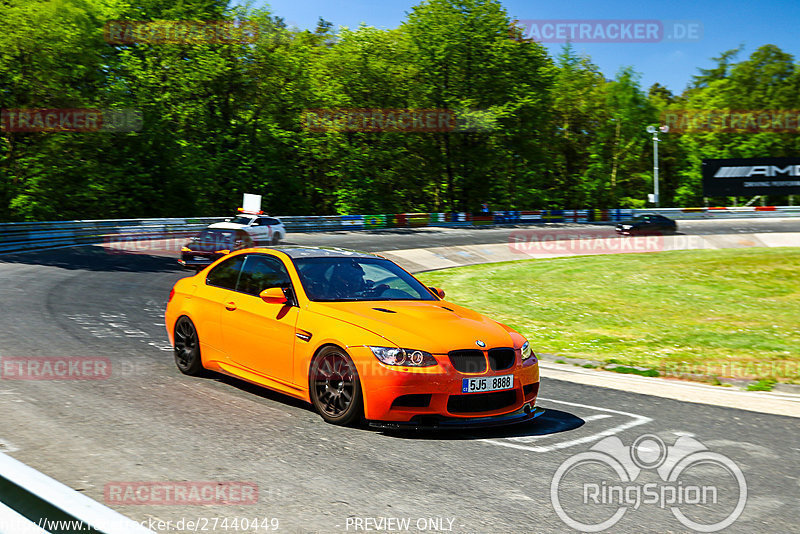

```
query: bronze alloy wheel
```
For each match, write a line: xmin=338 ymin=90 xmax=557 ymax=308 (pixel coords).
xmin=310 ymin=346 xmax=363 ymax=426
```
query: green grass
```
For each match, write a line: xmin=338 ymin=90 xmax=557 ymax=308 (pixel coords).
xmin=607 ymin=366 xmax=661 ymax=378
xmin=419 ymin=248 xmax=800 ymax=382
xmin=746 ymin=379 xmax=777 ymax=391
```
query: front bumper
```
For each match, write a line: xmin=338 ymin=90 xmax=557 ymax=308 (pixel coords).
xmin=179 ymin=251 xmax=225 ymax=269
xmin=351 ymin=346 xmax=541 ymax=423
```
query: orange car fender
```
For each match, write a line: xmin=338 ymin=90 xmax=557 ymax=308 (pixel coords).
xmin=293 ymin=311 xmax=397 ymax=411
xmin=166 ymin=275 xmax=229 ymax=370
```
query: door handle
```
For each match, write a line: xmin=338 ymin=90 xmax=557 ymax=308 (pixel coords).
xmin=225 ymin=302 xmax=237 ymax=311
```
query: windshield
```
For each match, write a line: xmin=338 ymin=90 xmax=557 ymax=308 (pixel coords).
xmin=228 ymin=216 xmax=254 ymax=225
xmin=293 ymin=257 xmax=436 ymax=302
xmin=191 ymin=229 xmax=251 ymax=251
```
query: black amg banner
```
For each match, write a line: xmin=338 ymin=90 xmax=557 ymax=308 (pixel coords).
xmin=702 ymin=157 xmax=800 ymax=196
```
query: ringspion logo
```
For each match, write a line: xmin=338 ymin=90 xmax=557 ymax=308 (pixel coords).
xmin=551 ymin=434 xmax=746 ymax=532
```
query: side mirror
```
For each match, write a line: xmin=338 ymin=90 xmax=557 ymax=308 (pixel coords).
xmin=429 ymin=286 xmax=445 ymax=299
xmin=259 ymin=287 xmax=288 ymax=305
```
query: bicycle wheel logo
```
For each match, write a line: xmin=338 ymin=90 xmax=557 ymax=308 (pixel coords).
xmin=551 ymin=434 xmax=747 ymax=532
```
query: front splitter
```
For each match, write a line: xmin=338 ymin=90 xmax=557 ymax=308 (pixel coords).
xmin=368 ymin=404 xmax=546 ymax=431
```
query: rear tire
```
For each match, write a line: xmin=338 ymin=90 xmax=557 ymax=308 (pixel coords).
xmin=174 ymin=316 xmax=206 ymax=376
xmin=271 ymin=234 xmax=281 ymax=246
xmin=309 ymin=346 xmax=363 ymax=426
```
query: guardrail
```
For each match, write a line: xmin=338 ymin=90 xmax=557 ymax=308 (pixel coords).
xmin=1 ymin=207 xmax=799 ymax=255
xmin=0 ymin=217 xmax=225 ymax=254
xmin=0 ymin=452 xmax=151 ymax=533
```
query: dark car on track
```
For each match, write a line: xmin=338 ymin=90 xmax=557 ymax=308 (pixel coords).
xmin=616 ymin=214 xmax=677 ymax=235
xmin=179 ymin=228 xmax=255 ymax=270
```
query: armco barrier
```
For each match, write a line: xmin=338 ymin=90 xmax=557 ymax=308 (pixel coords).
xmin=633 ymin=206 xmax=800 ymax=219
xmin=0 ymin=452 xmax=151 ymax=533
xmin=2 ymin=207 xmax=799 ymax=255
xmin=0 ymin=217 xmax=226 ymax=254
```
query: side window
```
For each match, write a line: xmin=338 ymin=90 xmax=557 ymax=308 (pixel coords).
xmin=206 ymin=255 xmax=245 ymax=290
xmin=237 ymin=255 xmax=292 ymax=296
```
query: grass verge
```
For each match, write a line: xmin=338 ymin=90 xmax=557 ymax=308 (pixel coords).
xmin=419 ymin=247 xmax=800 ymax=383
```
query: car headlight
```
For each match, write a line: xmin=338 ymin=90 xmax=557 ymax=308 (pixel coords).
xmin=368 ymin=346 xmax=437 ymax=367
xmin=521 ymin=341 xmax=535 ymax=361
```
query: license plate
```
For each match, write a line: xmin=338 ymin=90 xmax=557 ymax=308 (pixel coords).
xmin=462 ymin=374 xmax=513 ymax=394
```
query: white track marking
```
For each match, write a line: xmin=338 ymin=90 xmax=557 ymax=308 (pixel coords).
xmin=581 ymin=414 xmax=613 ymax=422
xmin=480 ymin=398 xmax=652 ymax=453
xmin=65 ymin=312 xmax=173 ymax=351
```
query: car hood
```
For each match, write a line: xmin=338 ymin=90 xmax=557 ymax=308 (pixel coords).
xmin=309 ymin=300 xmax=515 ymax=353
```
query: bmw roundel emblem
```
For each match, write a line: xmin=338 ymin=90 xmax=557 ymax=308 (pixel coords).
xmin=476 ymin=340 xmax=486 ymax=348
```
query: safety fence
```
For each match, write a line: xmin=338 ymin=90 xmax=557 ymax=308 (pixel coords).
xmin=288 ymin=206 xmax=800 ymax=230
xmin=1 ymin=207 xmax=799 ymax=254
xmin=0 ymin=451 xmax=151 ymax=534
xmin=0 ymin=217 xmax=224 ymax=254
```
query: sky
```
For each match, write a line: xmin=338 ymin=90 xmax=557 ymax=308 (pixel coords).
xmin=249 ymin=0 xmax=800 ymax=94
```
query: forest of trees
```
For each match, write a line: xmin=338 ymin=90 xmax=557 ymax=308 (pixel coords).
xmin=1 ymin=0 xmax=799 ymax=221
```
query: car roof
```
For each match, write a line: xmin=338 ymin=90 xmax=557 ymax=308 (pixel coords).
xmin=265 ymin=246 xmax=380 ymax=259
xmin=232 ymin=214 xmax=280 ymax=219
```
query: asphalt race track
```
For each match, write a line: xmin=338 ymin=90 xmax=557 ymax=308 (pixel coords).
xmin=280 ymin=217 xmax=800 ymax=252
xmin=1 ymin=218 xmax=799 ymax=533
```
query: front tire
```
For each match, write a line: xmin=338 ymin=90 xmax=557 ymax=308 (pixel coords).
xmin=310 ymin=346 xmax=363 ymax=426
xmin=174 ymin=316 xmax=206 ymax=376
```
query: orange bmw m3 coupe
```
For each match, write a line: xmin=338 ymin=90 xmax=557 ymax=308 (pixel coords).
xmin=165 ymin=247 xmax=542 ymax=428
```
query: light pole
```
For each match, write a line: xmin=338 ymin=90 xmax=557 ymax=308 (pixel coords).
xmin=646 ymin=125 xmax=668 ymax=207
